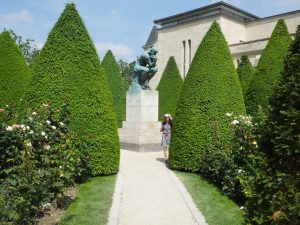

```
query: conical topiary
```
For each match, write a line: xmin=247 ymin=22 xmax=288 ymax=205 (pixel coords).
xmin=169 ymin=21 xmax=245 ymax=171
xmin=101 ymin=50 xmax=126 ymax=128
xmin=236 ymin=54 xmax=255 ymax=97
xmin=245 ymin=19 xmax=292 ymax=116
xmin=0 ymin=31 xmax=31 ymax=108
xmin=156 ymin=56 xmax=183 ymax=119
xmin=244 ymin=25 xmax=300 ymax=225
xmin=25 ymin=3 xmax=119 ymax=175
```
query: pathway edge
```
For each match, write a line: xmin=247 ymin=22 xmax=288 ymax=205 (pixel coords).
xmin=168 ymin=169 xmax=208 ymax=225
xmin=107 ymin=173 xmax=123 ymax=225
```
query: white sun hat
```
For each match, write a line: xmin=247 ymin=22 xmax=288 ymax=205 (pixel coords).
xmin=163 ymin=113 xmax=173 ymax=120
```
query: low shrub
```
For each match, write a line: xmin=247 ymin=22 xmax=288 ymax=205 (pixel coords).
xmin=199 ymin=113 xmax=259 ymax=203
xmin=0 ymin=103 xmax=90 ymax=224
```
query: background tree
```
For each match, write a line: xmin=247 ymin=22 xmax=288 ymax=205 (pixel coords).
xmin=25 ymin=3 xmax=119 ymax=176
xmin=236 ymin=54 xmax=255 ymax=97
xmin=118 ymin=59 xmax=135 ymax=90
xmin=0 ymin=31 xmax=31 ymax=109
xmin=169 ymin=21 xmax=245 ymax=171
xmin=156 ymin=56 xmax=183 ymax=119
xmin=245 ymin=19 xmax=292 ymax=116
xmin=5 ymin=29 xmax=40 ymax=67
xmin=102 ymin=50 xmax=126 ymax=127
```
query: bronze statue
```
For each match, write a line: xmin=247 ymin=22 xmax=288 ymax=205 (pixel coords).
xmin=132 ymin=47 xmax=158 ymax=90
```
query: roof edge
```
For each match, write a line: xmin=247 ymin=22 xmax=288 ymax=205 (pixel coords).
xmin=247 ymin=9 xmax=300 ymax=24
xmin=154 ymin=1 xmax=259 ymax=24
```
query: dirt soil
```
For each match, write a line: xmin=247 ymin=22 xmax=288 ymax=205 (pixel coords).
xmin=34 ymin=186 xmax=78 ymax=225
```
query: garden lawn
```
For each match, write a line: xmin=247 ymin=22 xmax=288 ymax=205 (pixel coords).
xmin=175 ymin=171 xmax=244 ymax=225
xmin=60 ymin=175 xmax=117 ymax=225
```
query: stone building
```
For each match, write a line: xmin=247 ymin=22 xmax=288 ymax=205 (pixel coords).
xmin=144 ymin=1 xmax=300 ymax=88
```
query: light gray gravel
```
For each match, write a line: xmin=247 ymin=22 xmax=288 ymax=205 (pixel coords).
xmin=108 ymin=149 xmax=208 ymax=225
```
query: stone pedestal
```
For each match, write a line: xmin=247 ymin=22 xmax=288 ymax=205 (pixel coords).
xmin=118 ymin=90 xmax=161 ymax=151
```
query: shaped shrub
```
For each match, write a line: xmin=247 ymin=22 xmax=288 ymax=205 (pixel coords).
xmin=236 ymin=54 xmax=255 ymax=97
xmin=25 ymin=3 xmax=119 ymax=175
xmin=243 ymin=25 xmax=300 ymax=225
xmin=245 ymin=19 xmax=292 ymax=116
xmin=0 ymin=31 xmax=31 ymax=108
xmin=101 ymin=50 xmax=126 ymax=127
xmin=156 ymin=56 xmax=183 ymax=119
xmin=169 ymin=21 xmax=245 ymax=171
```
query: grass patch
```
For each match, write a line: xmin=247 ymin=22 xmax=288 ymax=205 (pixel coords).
xmin=60 ymin=175 xmax=117 ymax=225
xmin=174 ymin=171 xmax=244 ymax=225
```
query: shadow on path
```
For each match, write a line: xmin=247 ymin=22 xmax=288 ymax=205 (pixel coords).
xmin=156 ymin=157 xmax=165 ymax=163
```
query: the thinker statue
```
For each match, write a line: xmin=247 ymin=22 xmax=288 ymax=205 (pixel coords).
xmin=132 ymin=47 xmax=158 ymax=90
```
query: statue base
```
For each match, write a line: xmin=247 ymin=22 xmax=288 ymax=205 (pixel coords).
xmin=118 ymin=90 xmax=161 ymax=152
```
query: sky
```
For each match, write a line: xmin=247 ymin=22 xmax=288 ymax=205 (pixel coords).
xmin=1 ymin=0 xmax=300 ymax=62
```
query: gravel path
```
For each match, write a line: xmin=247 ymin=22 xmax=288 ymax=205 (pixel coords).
xmin=109 ymin=149 xmax=207 ymax=225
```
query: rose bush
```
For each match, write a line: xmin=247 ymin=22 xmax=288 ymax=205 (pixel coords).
xmin=0 ymin=103 xmax=90 ymax=224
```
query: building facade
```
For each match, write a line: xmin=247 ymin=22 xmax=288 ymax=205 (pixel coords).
xmin=144 ymin=1 xmax=300 ymax=89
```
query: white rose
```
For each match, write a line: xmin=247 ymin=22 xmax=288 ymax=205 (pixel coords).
xmin=41 ymin=131 xmax=46 ymax=136
xmin=32 ymin=112 xmax=37 ymax=116
xmin=59 ymin=122 xmax=64 ymax=126
xmin=46 ymin=120 xmax=51 ymax=125
xmin=226 ymin=112 xmax=232 ymax=117
xmin=6 ymin=126 xmax=13 ymax=131
xmin=27 ymin=142 xmax=32 ymax=147
xmin=231 ymin=120 xmax=239 ymax=125
xmin=51 ymin=125 xmax=56 ymax=130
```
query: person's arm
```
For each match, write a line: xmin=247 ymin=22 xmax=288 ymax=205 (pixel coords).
xmin=160 ymin=124 xmax=164 ymax=132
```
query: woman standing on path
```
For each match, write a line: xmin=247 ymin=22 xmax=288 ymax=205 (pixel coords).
xmin=160 ymin=114 xmax=172 ymax=164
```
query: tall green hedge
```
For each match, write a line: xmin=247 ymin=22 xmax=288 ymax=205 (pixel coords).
xmin=244 ymin=25 xmax=300 ymax=225
xmin=255 ymin=26 xmax=300 ymax=225
xmin=0 ymin=31 xmax=31 ymax=108
xmin=245 ymin=19 xmax=292 ymax=116
xmin=25 ymin=3 xmax=119 ymax=175
xmin=101 ymin=50 xmax=126 ymax=128
xmin=169 ymin=21 xmax=245 ymax=171
xmin=156 ymin=56 xmax=183 ymax=119
xmin=236 ymin=54 xmax=255 ymax=97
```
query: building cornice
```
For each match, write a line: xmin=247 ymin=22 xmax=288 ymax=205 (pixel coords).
xmin=229 ymin=33 xmax=296 ymax=47
xmin=246 ymin=9 xmax=300 ymax=24
xmin=154 ymin=1 xmax=259 ymax=28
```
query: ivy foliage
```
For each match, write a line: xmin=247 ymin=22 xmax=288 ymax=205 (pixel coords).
xmin=0 ymin=31 xmax=31 ymax=108
xmin=169 ymin=21 xmax=245 ymax=171
xmin=156 ymin=56 xmax=183 ymax=119
xmin=101 ymin=50 xmax=126 ymax=128
xmin=236 ymin=54 xmax=255 ymax=97
xmin=245 ymin=19 xmax=292 ymax=116
xmin=246 ymin=25 xmax=300 ymax=225
xmin=25 ymin=3 xmax=119 ymax=175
